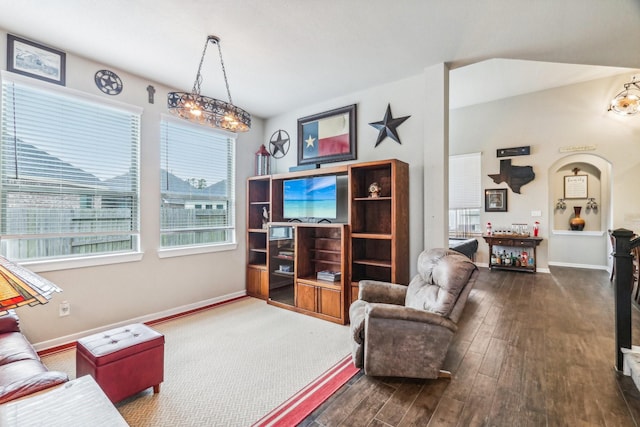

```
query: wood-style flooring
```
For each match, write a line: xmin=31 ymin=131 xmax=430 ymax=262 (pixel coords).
xmin=301 ymin=266 xmax=640 ymax=426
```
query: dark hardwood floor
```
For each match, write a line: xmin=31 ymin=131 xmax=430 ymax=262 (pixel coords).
xmin=301 ymin=266 xmax=640 ymax=427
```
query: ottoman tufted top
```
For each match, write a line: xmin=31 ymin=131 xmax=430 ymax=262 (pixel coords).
xmin=76 ymin=323 xmax=164 ymax=366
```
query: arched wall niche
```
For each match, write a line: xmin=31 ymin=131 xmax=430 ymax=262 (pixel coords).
xmin=547 ymin=153 xmax=612 ymax=268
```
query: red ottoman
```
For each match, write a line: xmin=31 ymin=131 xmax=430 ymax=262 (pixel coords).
xmin=76 ymin=323 xmax=164 ymax=403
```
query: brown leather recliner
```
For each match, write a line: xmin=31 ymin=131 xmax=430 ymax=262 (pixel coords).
xmin=349 ymin=248 xmax=478 ymax=379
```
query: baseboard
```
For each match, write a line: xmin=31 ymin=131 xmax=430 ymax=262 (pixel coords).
xmin=547 ymin=261 xmax=609 ymax=271
xmin=34 ymin=290 xmax=248 ymax=353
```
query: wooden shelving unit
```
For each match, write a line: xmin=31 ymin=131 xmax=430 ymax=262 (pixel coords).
xmin=246 ymin=176 xmax=271 ymax=299
xmin=268 ymin=225 xmax=296 ymax=306
xmin=349 ymin=159 xmax=409 ymax=303
xmin=245 ymin=158 xmax=409 ymax=322
xmin=295 ymin=224 xmax=348 ymax=324
xmin=482 ymin=234 xmax=543 ymax=273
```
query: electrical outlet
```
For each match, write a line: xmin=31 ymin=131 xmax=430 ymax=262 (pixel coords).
xmin=59 ymin=301 xmax=70 ymax=317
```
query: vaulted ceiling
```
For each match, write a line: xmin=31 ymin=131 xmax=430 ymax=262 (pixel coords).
xmin=1 ymin=0 xmax=639 ymax=118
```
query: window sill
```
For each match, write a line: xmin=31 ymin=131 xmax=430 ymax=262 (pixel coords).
xmin=157 ymin=242 xmax=238 ymax=259
xmin=23 ymin=252 xmax=144 ymax=273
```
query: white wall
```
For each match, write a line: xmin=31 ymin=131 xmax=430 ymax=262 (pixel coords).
xmin=0 ymin=30 xmax=266 ymax=346
xmin=268 ymin=65 xmax=640 ymax=275
xmin=265 ymin=74 xmax=426 ymax=278
xmin=451 ymin=73 xmax=640 ymax=269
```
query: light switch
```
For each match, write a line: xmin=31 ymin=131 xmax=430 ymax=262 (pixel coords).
xmin=531 ymin=210 xmax=542 ymax=217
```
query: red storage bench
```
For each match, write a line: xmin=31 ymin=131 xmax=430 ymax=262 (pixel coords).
xmin=76 ymin=323 xmax=164 ymax=403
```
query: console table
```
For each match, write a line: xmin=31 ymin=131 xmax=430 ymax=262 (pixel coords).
xmin=0 ymin=375 xmax=128 ymax=426
xmin=482 ymin=235 xmax=543 ymax=273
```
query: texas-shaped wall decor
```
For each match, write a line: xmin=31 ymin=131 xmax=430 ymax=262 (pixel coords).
xmin=488 ymin=159 xmax=535 ymax=194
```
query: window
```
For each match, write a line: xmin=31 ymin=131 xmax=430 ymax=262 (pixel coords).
xmin=160 ymin=118 xmax=236 ymax=249
xmin=449 ymin=152 xmax=481 ymax=237
xmin=0 ymin=73 xmax=141 ymax=262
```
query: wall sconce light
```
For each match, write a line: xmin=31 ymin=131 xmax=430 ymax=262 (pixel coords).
xmin=586 ymin=197 xmax=598 ymax=212
xmin=555 ymin=198 xmax=566 ymax=211
xmin=609 ymin=76 xmax=640 ymax=116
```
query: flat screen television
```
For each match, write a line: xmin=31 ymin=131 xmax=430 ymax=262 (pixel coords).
xmin=283 ymin=175 xmax=337 ymax=220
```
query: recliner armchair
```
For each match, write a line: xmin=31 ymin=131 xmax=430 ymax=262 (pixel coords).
xmin=349 ymin=248 xmax=478 ymax=379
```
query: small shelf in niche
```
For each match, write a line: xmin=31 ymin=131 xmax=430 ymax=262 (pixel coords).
xmin=551 ymin=230 xmax=605 ymax=237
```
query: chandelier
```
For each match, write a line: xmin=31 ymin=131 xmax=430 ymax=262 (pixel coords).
xmin=168 ymin=35 xmax=251 ymax=132
xmin=609 ymin=76 xmax=640 ymax=116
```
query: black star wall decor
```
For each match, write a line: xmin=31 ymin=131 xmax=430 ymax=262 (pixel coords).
xmin=268 ymin=129 xmax=290 ymax=158
xmin=369 ymin=103 xmax=411 ymax=147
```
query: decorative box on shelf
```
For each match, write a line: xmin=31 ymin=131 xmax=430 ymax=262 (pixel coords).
xmin=317 ymin=270 xmax=341 ymax=282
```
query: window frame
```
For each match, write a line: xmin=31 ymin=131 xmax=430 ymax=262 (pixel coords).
xmin=158 ymin=114 xmax=237 ymax=258
xmin=0 ymin=71 xmax=143 ymax=272
xmin=449 ymin=152 xmax=482 ymax=238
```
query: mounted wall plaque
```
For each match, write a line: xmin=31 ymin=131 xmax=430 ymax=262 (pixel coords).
xmin=497 ymin=146 xmax=530 ymax=158
xmin=564 ymin=175 xmax=588 ymax=199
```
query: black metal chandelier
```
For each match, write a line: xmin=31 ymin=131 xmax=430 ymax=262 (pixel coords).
xmin=168 ymin=35 xmax=251 ymax=132
xmin=609 ymin=76 xmax=640 ymax=116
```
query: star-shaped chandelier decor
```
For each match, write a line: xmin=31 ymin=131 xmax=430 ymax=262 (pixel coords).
xmin=369 ymin=103 xmax=411 ymax=147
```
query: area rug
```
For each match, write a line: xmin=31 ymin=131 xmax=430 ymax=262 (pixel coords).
xmin=253 ymin=354 xmax=358 ymax=426
xmin=40 ymin=297 xmax=354 ymax=426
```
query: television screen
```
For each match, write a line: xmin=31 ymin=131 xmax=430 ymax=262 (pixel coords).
xmin=283 ymin=175 xmax=337 ymax=220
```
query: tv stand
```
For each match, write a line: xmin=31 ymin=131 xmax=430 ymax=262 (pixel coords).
xmin=267 ymin=223 xmax=348 ymax=324
xmin=246 ymin=159 xmax=409 ymax=323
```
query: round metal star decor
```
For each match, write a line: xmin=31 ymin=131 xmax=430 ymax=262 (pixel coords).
xmin=269 ymin=129 xmax=290 ymax=158
xmin=369 ymin=103 xmax=411 ymax=147
xmin=94 ymin=69 xmax=123 ymax=95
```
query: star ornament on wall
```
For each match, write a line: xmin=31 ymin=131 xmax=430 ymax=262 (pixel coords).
xmin=269 ymin=129 xmax=290 ymax=159
xmin=369 ymin=103 xmax=411 ymax=147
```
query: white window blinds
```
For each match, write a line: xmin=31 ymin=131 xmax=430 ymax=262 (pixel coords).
xmin=0 ymin=74 xmax=141 ymax=261
xmin=449 ymin=152 xmax=482 ymax=209
xmin=160 ymin=118 xmax=236 ymax=248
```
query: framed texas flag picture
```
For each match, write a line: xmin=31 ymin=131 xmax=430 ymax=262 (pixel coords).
xmin=297 ymin=104 xmax=357 ymax=166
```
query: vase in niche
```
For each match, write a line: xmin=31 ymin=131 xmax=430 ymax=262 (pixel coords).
xmin=569 ymin=206 xmax=585 ymax=231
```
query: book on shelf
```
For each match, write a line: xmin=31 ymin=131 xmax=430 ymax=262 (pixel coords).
xmin=317 ymin=270 xmax=341 ymax=282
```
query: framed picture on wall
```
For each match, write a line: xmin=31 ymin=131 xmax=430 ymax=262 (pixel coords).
xmin=485 ymin=188 xmax=508 ymax=212
xmin=6 ymin=34 xmax=66 ymax=86
xmin=564 ymin=175 xmax=588 ymax=199
xmin=297 ymin=104 xmax=357 ymax=166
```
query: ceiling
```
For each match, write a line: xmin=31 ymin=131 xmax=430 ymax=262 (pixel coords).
xmin=0 ymin=0 xmax=639 ymax=118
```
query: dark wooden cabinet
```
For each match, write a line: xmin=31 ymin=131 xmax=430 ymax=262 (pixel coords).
xmin=246 ymin=176 xmax=271 ymax=299
xmin=246 ymin=266 xmax=268 ymax=299
xmin=482 ymin=235 xmax=543 ymax=273
xmin=264 ymin=223 xmax=348 ymax=324
xmin=294 ymin=224 xmax=348 ymax=324
xmin=246 ymin=159 xmax=409 ymax=323
xmin=349 ymin=159 xmax=409 ymax=303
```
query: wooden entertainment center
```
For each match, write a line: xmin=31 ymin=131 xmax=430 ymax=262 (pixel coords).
xmin=246 ymin=159 xmax=409 ymax=324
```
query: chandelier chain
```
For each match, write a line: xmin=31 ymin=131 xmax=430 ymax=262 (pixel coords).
xmin=216 ymin=41 xmax=233 ymax=105
xmin=190 ymin=36 xmax=233 ymax=104
xmin=191 ymin=36 xmax=210 ymax=95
